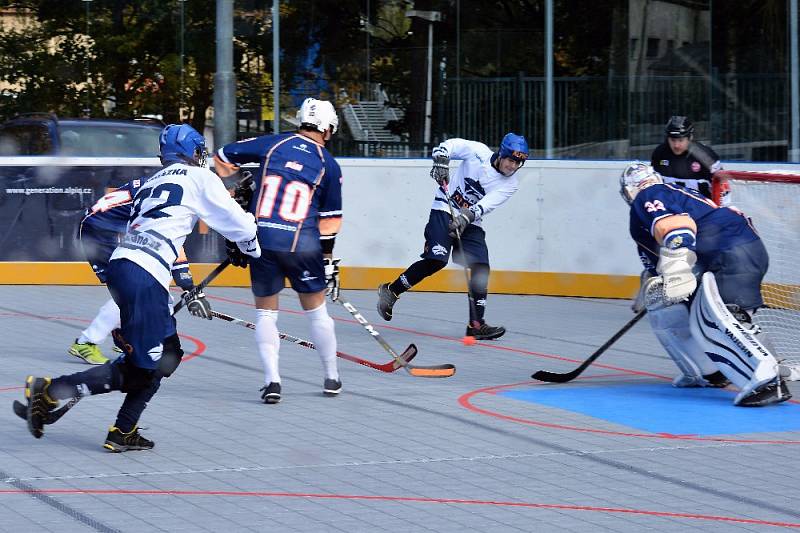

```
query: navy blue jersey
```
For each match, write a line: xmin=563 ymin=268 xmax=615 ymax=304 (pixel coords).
xmin=629 ymin=183 xmax=760 ymax=272
xmin=217 ymin=133 xmax=343 ymax=252
xmin=81 ymin=177 xmax=147 ymax=234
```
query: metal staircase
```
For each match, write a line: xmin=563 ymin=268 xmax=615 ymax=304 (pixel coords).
xmin=342 ymin=87 xmax=406 ymax=156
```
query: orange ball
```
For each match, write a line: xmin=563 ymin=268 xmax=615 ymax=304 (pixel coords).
xmin=462 ymin=335 xmax=476 ymax=346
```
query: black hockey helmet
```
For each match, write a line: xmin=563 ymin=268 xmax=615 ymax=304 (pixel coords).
xmin=665 ymin=116 xmax=694 ymax=138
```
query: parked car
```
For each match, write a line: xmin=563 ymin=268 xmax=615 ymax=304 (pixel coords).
xmin=0 ymin=113 xmax=163 ymax=157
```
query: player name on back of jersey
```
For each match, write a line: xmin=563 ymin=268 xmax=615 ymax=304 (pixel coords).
xmin=153 ymin=167 xmax=188 ymax=178
xmin=122 ymin=231 xmax=163 ymax=251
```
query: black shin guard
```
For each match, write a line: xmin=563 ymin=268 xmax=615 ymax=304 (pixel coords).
xmin=389 ymin=258 xmax=447 ymax=295
xmin=114 ymin=376 xmax=162 ymax=433
xmin=469 ymin=263 xmax=490 ymax=324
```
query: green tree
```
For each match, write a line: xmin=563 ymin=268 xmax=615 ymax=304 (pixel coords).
xmin=0 ymin=0 xmax=216 ymax=131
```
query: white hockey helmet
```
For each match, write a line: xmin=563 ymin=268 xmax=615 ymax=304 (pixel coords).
xmin=296 ymin=98 xmax=339 ymax=135
xmin=620 ymin=161 xmax=662 ymax=204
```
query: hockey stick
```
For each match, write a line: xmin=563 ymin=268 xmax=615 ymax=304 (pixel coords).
xmin=12 ymin=395 xmax=81 ymax=425
xmin=173 ymin=258 xmax=231 ymax=314
xmin=336 ymin=295 xmax=456 ymax=378
xmin=531 ymin=309 xmax=647 ymax=383
xmin=209 ymin=310 xmax=418 ymax=373
xmin=440 ymin=185 xmax=480 ymax=330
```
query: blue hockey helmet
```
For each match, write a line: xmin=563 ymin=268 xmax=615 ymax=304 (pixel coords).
xmin=498 ymin=133 xmax=529 ymax=163
xmin=159 ymin=123 xmax=207 ymax=167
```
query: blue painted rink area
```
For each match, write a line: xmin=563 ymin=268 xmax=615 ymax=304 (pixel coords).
xmin=501 ymin=383 xmax=800 ymax=436
xmin=4 ymin=286 xmax=800 ymax=532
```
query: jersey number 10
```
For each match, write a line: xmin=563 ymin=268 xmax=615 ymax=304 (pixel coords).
xmin=256 ymin=174 xmax=311 ymax=222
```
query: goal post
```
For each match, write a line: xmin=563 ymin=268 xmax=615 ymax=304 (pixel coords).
xmin=713 ymin=169 xmax=800 ymax=361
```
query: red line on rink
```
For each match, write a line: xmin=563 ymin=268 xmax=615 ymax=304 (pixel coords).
xmin=459 ymin=380 xmax=800 ymax=444
xmin=0 ymin=488 xmax=798 ymax=528
xmin=178 ymin=333 xmax=205 ymax=361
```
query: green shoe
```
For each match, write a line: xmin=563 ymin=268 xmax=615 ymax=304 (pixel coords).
xmin=68 ymin=339 xmax=109 ymax=365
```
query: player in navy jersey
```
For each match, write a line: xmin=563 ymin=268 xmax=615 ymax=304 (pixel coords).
xmin=214 ymin=97 xmax=343 ymax=404
xmin=68 ymin=177 xmax=198 ymax=364
xmin=20 ymin=124 xmax=259 ymax=450
xmin=622 ymin=162 xmax=790 ymax=406
xmin=377 ymin=133 xmax=528 ymax=340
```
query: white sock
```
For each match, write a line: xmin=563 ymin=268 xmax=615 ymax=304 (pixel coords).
xmin=78 ymin=298 xmax=120 ymax=344
xmin=306 ymin=301 xmax=339 ymax=380
xmin=255 ymin=309 xmax=281 ymax=384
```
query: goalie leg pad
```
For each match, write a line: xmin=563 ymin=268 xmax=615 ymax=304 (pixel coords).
xmin=647 ymin=301 xmax=716 ymax=387
xmin=689 ymin=272 xmax=782 ymax=405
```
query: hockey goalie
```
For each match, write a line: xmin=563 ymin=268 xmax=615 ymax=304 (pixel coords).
xmin=621 ymin=162 xmax=791 ymax=407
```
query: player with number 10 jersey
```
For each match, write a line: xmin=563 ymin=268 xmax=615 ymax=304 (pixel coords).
xmin=215 ymin=132 xmax=343 ymax=254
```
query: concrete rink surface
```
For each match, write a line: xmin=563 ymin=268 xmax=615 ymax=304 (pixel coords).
xmin=2 ymin=285 xmax=800 ymax=532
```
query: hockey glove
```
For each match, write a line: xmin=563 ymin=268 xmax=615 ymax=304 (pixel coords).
xmin=430 ymin=155 xmax=450 ymax=186
xmin=448 ymin=207 xmax=476 ymax=238
xmin=225 ymin=240 xmax=249 ymax=268
xmin=233 ymin=171 xmax=255 ymax=210
xmin=324 ymin=258 xmax=341 ymax=301
xmin=226 ymin=236 xmax=261 ymax=268
xmin=184 ymin=289 xmax=212 ymax=320
xmin=631 ymin=269 xmax=654 ymax=313
xmin=656 ymin=247 xmax=697 ymax=305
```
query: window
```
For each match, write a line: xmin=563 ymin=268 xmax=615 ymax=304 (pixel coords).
xmin=646 ymin=38 xmax=660 ymax=58
xmin=0 ymin=125 xmax=52 ymax=155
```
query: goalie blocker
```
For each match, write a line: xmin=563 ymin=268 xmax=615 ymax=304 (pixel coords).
xmin=690 ymin=272 xmax=791 ymax=407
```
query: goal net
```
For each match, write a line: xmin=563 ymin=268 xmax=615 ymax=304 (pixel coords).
xmin=713 ymin=169 xmax=800 ymax=362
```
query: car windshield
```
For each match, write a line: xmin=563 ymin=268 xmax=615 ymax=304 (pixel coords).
xmin=0 ymin=124 xmax=52 ymax=155
xmin=59 ymin=123 xmax=161 ymax=157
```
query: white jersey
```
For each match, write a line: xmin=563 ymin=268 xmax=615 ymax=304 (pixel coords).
xmin=430 ymin=138 xmax=519 ymax=226
xmin=110 ymin=163 xmax=257 ymax=289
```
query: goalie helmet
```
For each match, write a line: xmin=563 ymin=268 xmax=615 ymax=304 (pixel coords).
xmin=159 ymin=124 xmax=207 ymax=167
xmin=665 ymin=116 xmax=694 ymax=138
xmin=620 ymin=161 xmax=663 ymax=204
xmin=297 ymin=98 xmax=339 ymax=135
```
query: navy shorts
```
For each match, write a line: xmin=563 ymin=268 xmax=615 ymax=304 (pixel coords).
xmin=702 ymin=239 xmax=769 ymax=310
xmin=106 ymin=259 xmax=176 ymax=370
xmin=421 ymin=209 xmax=489 ymax=266
xmin=250 ymin=249 xmax=326 ymax=297
xmin=79 ymin=223 xmax=119 ymax=283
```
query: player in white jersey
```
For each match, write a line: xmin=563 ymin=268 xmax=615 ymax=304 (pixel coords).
xmin=19 ymin=124 xmax=260 ymax=451
xmin=377 ymin=133 xmax=528 ymax=340
xmin=68 ymin=177 xmax=200 ymax=365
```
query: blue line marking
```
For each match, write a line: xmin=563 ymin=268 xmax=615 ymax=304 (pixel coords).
xmin=500 ymin=384 xmax=800 ymax=435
